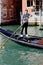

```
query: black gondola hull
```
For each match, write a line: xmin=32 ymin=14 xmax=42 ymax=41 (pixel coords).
xmin=0 ymin=28 xmax=43 ymax=49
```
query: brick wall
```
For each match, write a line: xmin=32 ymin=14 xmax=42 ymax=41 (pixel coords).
xmin=1 ymin=0 xmax=14 ymax=23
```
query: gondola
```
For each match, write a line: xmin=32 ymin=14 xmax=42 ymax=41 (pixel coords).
xmin=0 ymin=28 xmax=43 ymax=49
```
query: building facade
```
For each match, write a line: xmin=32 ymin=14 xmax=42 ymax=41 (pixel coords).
xmin=22 ymin=0 xmax=42 ymax=13
xmin=0 ymin=0 xmax=43 ymax=25
xmin=22 ymin=0 xmax=43 ymax=25
xmin=0 ymin=0 xmax=1 ymax=24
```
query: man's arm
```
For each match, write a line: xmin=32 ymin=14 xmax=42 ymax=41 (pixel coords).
xmin=28 ymin=14 xmax=32 ymax=18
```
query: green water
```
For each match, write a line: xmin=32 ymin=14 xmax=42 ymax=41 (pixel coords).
xmin=0 ymin=25 xmax=43 ymax=65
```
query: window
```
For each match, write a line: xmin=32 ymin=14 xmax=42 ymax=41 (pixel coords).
xmin=9 ymin=9 xmax=13 ymax=17
xmin=36 ymin=0 xmax=40 ymax=11
xmin=27 ymin=0 xmax=33 ymax=7
xmin=36 ymin=0 xmax=42 ymax=11
xmin=35 ymin=0 xmax=42 ymax=15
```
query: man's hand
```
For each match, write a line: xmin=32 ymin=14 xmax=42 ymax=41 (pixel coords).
xmin=31 ymin=15 xmax=32 ymax=17
xmin=29 ymin=15 xmax=32 ymax=18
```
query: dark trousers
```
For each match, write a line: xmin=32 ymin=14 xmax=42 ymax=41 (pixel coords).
xmin=21 ymin=22 xmax=28 ymax=34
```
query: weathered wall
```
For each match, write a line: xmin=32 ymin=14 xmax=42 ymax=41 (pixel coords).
xmin=1 ymin=0 xmax=22 ymax=25
xmin=0 ymin=0 xmax=1 ymax=24
xmin=1 ymin=0 xmax=14 ymax=23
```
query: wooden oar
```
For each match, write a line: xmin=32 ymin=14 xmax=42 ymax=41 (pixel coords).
xmin=0 ymin=25 xmax=22 ymax=48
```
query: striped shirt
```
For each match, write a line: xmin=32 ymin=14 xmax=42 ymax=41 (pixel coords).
xmin=21 ymin=13 xmax=32 ymax=24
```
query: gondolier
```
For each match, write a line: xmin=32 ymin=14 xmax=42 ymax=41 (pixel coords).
xmin=21 ymin=9 xmax=32 ymax=36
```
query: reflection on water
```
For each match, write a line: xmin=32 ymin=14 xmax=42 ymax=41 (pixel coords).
xmin=0 ymin=34 xmax=7 ymax=45
xmin=27 ymin=26 xmax=43 ymax=36
xmin=0 ymin=26 xmax=43 ymax=65
xmin=0 ymin=35 xmax=2 ymax=44
xmin=0 ymin=34 xmax=5 ymax=45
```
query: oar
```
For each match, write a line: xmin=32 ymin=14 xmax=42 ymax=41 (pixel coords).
xmin=0 ymin=25 xmax=22 ymax=49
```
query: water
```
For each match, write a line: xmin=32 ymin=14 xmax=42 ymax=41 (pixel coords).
xmin=0 ymin=25 xmax=43 ymax=65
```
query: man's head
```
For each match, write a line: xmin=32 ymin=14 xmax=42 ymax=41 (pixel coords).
xmin=25 ymin=9 xmax=28 ymax=14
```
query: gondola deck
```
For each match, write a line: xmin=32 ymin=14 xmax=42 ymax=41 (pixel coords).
xmin=0 ymin=28 xmax=43 ymax=49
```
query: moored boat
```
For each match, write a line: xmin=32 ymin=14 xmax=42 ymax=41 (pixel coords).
xmin=0 ymin=28 xmax=43 ymax=49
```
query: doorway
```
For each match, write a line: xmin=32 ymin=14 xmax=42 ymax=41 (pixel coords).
xmin=14 ymin=0 xmax=22 ymax=24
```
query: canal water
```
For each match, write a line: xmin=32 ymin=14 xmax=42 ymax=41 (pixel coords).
xmin=0 ymin=25 xmax=43 ymax=65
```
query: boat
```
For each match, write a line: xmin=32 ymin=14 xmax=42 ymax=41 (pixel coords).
xmin=0 ymin=28 xmax=43 ymax=49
